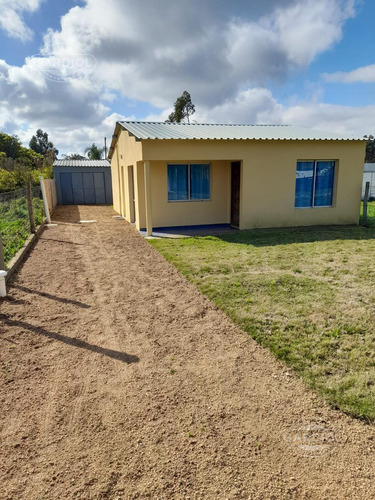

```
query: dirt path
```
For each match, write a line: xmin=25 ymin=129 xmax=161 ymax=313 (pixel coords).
xmin=1 ymin=205 xmax=375 ymax=500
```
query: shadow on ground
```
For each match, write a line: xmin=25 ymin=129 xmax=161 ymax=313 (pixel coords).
xmin=0 ymin=314 xmax=139 ymax=364
xmin=51 ymin=205 xmax=82 ymax=224
xmin=215 ymin=225 xmax=375 ymax=247
xmin=12 ymin=284 xmax=91 ymax=309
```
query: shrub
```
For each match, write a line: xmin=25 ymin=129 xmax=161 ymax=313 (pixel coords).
xmin=0 ymin=169 xmax=17 ymax=192
xmin=0 ymin=196 xmax=45 ymax=264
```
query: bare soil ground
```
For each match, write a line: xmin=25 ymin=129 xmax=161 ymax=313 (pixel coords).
xmin=1 ymin=205 xmax=375 ymax=500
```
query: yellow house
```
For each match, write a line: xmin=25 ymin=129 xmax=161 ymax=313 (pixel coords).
xmin=109 ymin=122 xmax=366 ymax=236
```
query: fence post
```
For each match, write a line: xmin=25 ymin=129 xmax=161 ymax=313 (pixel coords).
xmin=362 ymin=181 xmax=370 ymax=227
xmin=0 ymin=232 xmax=4 ymax=270
xmin=39 ymin=176 xmax=51 ymax=223
xmin=26 ymin=181 xmax=36 ymax=234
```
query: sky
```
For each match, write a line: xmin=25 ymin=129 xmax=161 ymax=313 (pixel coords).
xmin=0 ymin=0 xmax=374 ymax=156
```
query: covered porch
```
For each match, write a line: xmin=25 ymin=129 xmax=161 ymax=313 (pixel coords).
xmin=119 ymin=159 xmax=243 ymax=236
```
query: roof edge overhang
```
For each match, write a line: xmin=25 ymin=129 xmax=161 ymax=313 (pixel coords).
xmin=109 ymin=121 xmax=365 ymax=148
xmin=108 ymin=122 xmax=123 ymax=159
xmin=138 ymin=137 xmax=366 ymax=142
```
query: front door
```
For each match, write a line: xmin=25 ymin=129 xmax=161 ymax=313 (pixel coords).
xmin=231 ymin=161 xmax=241 ymax=228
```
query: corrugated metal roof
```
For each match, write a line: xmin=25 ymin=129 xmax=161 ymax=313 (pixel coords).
xmin=53 ymin=159 xmax=110 ymax=168
xmin=118 ymin=121 xmax=363 ymax=141
xmin=364 ymin=163 xmax=375 ymax=172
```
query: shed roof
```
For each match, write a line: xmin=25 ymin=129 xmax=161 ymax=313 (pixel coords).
xmin=117 ymin=121 xmax=363 ymax=142
xmin=53 ymin=159 xmax=110 ymax=168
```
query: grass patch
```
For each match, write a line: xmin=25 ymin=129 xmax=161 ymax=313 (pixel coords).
xmin=360 ymin=200 xmax=375 ymax=227
xmin=0 ymin=196 xmax=45 ymax=265
xmin=149 ymin=202 xmax=375 ymax=420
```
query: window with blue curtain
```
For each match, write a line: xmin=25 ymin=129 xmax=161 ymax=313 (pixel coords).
xmin=190 ymin=164 xmax=210 ymax=200
xmin=314 ymin=161 xmax=335 ymax=206
xmin=295 ymin=160 xmax=335 ymax=208
xmin=168 ymin=163 xmax=210 ymax=201
xmin=295 ymin=161 xmax=314 ymax=208
xmin=168 ymin=164 xmax=188 ymax=201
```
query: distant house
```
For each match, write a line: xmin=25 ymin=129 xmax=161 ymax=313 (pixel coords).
xmin=362 ymin=163 xmax=375 ymax=200
xmin=108 ymin=121 xmax=366 ymax=235
xmin=53 ymin=159 xmax=113 ymax=205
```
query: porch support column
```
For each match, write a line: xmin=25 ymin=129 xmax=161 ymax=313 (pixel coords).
xmin=144 ymin=160 xmax=153 ymax=236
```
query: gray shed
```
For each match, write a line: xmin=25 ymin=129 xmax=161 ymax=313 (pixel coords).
xmin=53 ymin=159 xmax=113 ymax=205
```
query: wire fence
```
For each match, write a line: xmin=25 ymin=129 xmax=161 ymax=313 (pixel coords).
xmin=362 ymin=172 xmax=375 ymax=200
xmin=0 ymin=185 xmax=45 ymax=267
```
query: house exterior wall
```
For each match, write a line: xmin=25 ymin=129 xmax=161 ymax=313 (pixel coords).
xmin=141 ymin=139 xmax=366 ymax=229
xmin=240 ymin=141 xmax=365 ymax=229
xmin=149 ymin=160 xmax=231 ymax=228
xmin=111 ymin=129 xmax=143 ymax=218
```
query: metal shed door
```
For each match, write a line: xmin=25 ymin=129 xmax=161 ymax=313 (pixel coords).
xmin=72 ymin=173 xmax=85 ymax=204
xmin=60 ymin=171 xmax=107 ymax=204
xmin=94 ymin=172 xmax=106 ymax=203
xmin=60 ymin=173 xmax=74 ymax=204
xmin=83 ymin=173 xmax=96 ymax=204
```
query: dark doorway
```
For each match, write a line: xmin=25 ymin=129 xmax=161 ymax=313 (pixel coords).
xmin=231 ymin=161 xmax=241 ymax=228
xmin=129 ymin=165 xmax=136 ymax=223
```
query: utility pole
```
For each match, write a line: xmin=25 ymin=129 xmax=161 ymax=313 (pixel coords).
xmin=104 ymin=137 xmax=107 ymax=159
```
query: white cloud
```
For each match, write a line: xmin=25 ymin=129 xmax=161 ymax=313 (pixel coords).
xmin=0 ymin=0 xmax=367 ymax=154
xmin=202 ymin=88 xmax=373 ymax=136
xmin=323 ymin=64 xmax=375 ymax=83
xmin=137 ymin=86 xmax=374 ymax=139
xmin=15 ymin=112 xmax=134 ymax=157
xmin=280 ymin=102 xmax=374 ymax=136
xmin=274 ymin=0 xmax=356 ymax=66
xmin=0 ymin=0 xmax=45 ymax=41
xmin=195 ymin=88 xmax=283 ymax=124
xmin=41 ymin=0 xmax=356 ymax=107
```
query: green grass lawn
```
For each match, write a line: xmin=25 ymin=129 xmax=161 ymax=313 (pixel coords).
xmin=150 ymin=202 xmax=375 ymax=421
xmin=0 ymin=197 xmax=45 ymax=266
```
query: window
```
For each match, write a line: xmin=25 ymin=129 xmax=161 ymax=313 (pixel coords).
xmin=295 ymin=160 xmax=335 ymax=208
xmin=168 ymin=163 xmax=210 ymax=201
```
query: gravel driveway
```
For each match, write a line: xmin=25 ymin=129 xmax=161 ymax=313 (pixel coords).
xmin=1 ymin=205 xmax=375 ymax=499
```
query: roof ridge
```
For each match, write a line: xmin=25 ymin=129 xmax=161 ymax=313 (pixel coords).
xmin=119 ymin=121 xmax=291 ymax=127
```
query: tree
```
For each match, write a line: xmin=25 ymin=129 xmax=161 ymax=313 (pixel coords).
xmin=0 ymin=133 xmax=22 ymax=159
xmin=84 ymin=143 xmax=104 ymax=160
xmin=29 ymin=129 xmax=59 ymax=158
xmin=166 ymin=91 xmax=196 ymax=123
xmin=62 ymin=153 xmax=86 ymax=160
xmin=365 ymin=135 xmax=375 ymax=163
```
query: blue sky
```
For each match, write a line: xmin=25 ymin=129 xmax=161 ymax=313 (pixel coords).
xmin=0 ymin=0 xmax=374 ymax=155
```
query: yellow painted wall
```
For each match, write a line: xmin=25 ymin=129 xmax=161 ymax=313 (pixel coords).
xmin=142 ymin=139 xmax=366 ymax=229
xmin=149 ymin=160 xmax=231 ymax=228
xmin=111 ymin=129 xmax=143 ymax=222
xmin=111 ymin=144 xmax=120 ymax=213
xmin=134 ymin=161 xmax=146 ymax=230
xmin=240 ymin=141 xmax=365 ymax=229
xmin=111 ymin=131 xmax=366 ymax=230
